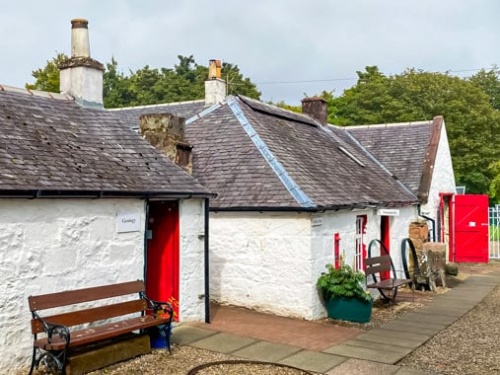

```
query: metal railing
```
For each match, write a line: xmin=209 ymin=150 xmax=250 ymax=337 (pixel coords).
xmin=490 ymin=206 xmax=500 ymax=259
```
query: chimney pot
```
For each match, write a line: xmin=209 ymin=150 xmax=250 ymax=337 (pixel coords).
xmin=59 ymin=18 xmax=104 ymax=107
xmin=205 ymin=59 xmax=226 ymax=106
xmin=301 ymin=96 xmax=328 ymax=126
xmin=208 ymin=59 xmax=222 ymax=79
xmin=71 ymin=18 xmax=91 ymax=58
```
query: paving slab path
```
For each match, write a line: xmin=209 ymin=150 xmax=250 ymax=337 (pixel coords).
xmin=174 ymin=272 xmax=500 ymax=374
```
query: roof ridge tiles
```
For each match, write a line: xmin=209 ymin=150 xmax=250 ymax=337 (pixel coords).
xmin=0 ymin=84 xmax=74 ymax=101
xmin=108 ymin=99 xmax=205 ymax=111
xmin=346 ymin=120 xmax=432 ymax=129
xmin=237 ymin=95 xmax=321 ymax=127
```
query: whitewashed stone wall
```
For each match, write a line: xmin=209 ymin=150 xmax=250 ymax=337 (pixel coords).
xmin=1 ymin=198 xmax=145 ymax=373
xmin=385 ymin=206 xmax=418 ymax=275
xmin=422 ymin=120 xmax=456 ymax=220
xmin=179 ymin=198 xmax=206 ymax=321
xmin=311 ymin=206 xmax=416 ymax=319
xmin=210 ymin=212 xmax=312 ymax=319
xmin=2 ymin=197 xmax=206 ymax=373
xmin=210 ymin=207 xmax=417 ymax=321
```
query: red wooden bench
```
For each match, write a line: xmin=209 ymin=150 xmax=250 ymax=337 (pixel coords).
xmin=28 ymin=280 xmax=173 ymax=375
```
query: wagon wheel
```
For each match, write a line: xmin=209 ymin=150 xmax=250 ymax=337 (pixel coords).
xmin=368 ymin=239 xmax=398 ymax=302
xmin=401 ymin=238 xmax=419 ymax=287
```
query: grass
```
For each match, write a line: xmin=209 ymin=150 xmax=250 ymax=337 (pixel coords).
xmin=491 ymin=226 xmax=500 ymax=241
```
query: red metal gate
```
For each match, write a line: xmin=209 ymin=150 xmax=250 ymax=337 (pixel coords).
xmin=452 ymin=194 xmax=489 ymax=263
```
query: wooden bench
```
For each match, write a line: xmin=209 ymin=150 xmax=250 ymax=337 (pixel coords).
xmin=28 ymin=280 xmax=173 ymax=375
xmin=365 ymin=239 xmax=413 ymax=303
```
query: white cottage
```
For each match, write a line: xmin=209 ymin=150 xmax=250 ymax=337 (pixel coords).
xmin=0 ymin=20 xmax=211 ymax=373
xmin=116 ymin=71 xmax=456 ymax=321
xmin=184 ymin=96 xmax=421 ymax=320
xmin=347 ymin=116 xmax=457 ymax=250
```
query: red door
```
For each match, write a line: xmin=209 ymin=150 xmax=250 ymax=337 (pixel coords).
xmin=380 ymin=216 xmax=390 ymax=279
xmin=146 ymin=201 xmax=180 ymax=319
xmin=452 ymin=194 xmax=489 ymax=263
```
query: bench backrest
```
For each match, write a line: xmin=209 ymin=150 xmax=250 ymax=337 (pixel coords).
xmin=365 ymin=255 xmax=392 ymax=277
xmin=28 ymin=280 xmax=147 ymax=335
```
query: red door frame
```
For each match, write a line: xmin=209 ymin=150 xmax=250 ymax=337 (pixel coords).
xmin=380 ymin=216 xmax=390 ymax=279
xmin=355 ymin=215 xmax=367 ymax=271
xmin=333 ymin=233 xmax=341 ymax=269
xmin=146 ymin=201 xmax=180 ymax=319
xmin=440 ymin=193 xmax=455 ymax=262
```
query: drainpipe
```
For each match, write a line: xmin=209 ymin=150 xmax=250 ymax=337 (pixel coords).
xmin=204 ymin=198 xmax=210 ymax=323
xmin=143 ymin=200 xmax=150 ymax=282
xmin=418 ymin=204 xmax=436 ymax=242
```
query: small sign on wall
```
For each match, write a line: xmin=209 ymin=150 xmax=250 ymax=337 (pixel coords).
xmin=312 ymin=217 xmax=324 ymax=226
xmin=377 ymin=209 xmax=400 ymax=216
xmin=116 ymin=212 xmax=141 ymax=233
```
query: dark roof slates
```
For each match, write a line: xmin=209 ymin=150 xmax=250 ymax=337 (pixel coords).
xmin=346 ymin=121 xmax=433 ymax=195
xmin=0 ymin=89 xmax=209 ymax=195
xmin=185 ymin=96 xmax=417 ymax=210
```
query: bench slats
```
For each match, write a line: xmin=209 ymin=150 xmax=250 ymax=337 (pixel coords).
xmin=31 ymin=299 xmax=148 ymax=334
xmin=365 ymin=255 xmax=391 ymax=266
xmin=28 ymin=280 xmax=174 ymax=374
xmin=28 ymin=280 xmax=144 ymax=311
xmin=365 ymin=263 xmax=390 ymax=275
xmin=34 ymin=315 xmax=170 ymax=351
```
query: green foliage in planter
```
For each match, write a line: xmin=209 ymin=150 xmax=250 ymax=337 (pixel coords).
xmin=317 ymin=263 xmax=373 ymax=303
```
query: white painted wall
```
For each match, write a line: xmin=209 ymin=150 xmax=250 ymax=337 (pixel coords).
xmin=204 ymin=78 xmax=226 ymax=106
xmin=422 ymin=120 xmax=456 ymax=220
xmin=60 ymin=66 xmax=103 ymax=105
xmin=311 ymin=206 xmax=416 ymax=319
xmin=210 ymin=211 xmax=312 ymax=319
xmin=1 ymin=198 xmax=144 ymax=373
xmin=2 ymin=197 xmax=206 ymax=373
xmin=179 ymin=198 xmax=206 ymax=321
xmin=311 ymin=209 xmax=365 ymax=319
xmin=210 ymin=207 xmax=417 ymax=321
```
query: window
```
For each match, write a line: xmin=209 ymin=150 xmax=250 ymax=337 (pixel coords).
xmin=355 ymin=215 xmax=367 ymax=271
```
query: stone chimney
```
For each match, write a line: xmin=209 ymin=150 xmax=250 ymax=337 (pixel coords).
xmin=59 ymin=19 xmax=104 ymax=107
xmin=301 ymin=97 xmax=328 ymax=126
xmin=204 ymin=59 xmax=226 ymax=106
xmin=139 ymin=113 xmax=193 ymax=174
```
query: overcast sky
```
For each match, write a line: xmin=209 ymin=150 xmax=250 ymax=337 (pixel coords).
xmin=1 ymin=0 xmax=499 ymax=105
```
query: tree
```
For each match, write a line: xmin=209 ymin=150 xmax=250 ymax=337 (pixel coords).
xmin=469 ymin=66 xmax=500 ymax=110
xmin=103 ymin=57 xmax=134 ymax=108
xmin=273 ymin=100 xmax=302 ymax=113
xmin=324 ymin=66 xmax=500 ymax=195
xmin=26 ymin=53 xmax=68 ymax=93
xmin=489 ymin=160 xmax=500 ymax=202
xmin=27 ymin=54 xmax=261 ymax=108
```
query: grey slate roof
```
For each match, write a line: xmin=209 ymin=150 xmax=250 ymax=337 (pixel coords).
xmin=345 ymin=121 xmax=433 ymax=196
xmin=185 ymin=96 xmax=418 ymax=210
xmin=110 ymin=100 xmax=206 ymax=131
xmin=0 ymin=87 xmax=209 ymax=197
xmin=186 ymin=103 xmax=298 ymax=208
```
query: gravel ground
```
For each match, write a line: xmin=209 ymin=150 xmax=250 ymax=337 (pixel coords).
xmin=399 ymin=283 xmax=500 ymax=375
xmin=187 ymin=360 xmax=312 ymax=374
xmin=31 ymin=263 xmax=500 ymax=375
xmin=87 ymin=346 xmax=311 ymax=375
